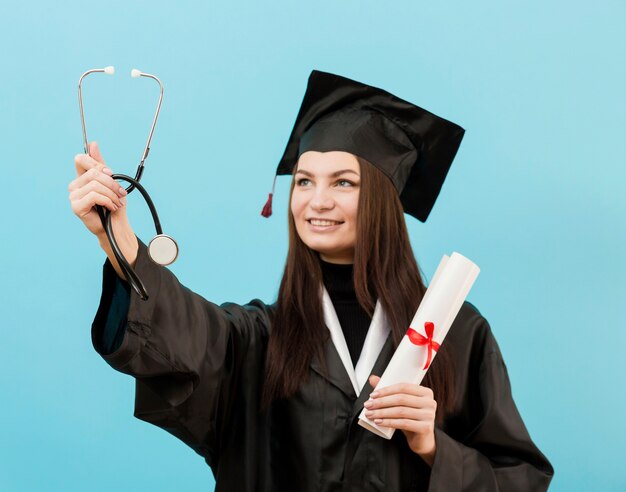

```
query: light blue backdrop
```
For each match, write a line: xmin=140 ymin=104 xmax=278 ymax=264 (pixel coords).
xmin=1 ymin=1 xmax=624 ymax=490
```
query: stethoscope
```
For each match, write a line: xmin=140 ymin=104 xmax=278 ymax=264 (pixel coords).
xmin=78 ymin=66 xmax=178 ymax=300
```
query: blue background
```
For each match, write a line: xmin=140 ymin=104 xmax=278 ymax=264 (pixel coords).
xmin=1 ymin=1 xmax=624 ymax=490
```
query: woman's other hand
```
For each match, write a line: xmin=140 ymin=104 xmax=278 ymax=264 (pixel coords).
xmin=365 ymin=374 xmax=437 ymax=466
xmin=69 ymin=141 xmax=138 ymax=276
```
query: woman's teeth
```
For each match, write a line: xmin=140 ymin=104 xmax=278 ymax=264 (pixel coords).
xmin=309 ymin=219 xmax=342 ymax=226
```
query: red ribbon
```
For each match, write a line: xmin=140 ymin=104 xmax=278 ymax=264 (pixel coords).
xmin=406 ymin=321 xmax=440 ymax=370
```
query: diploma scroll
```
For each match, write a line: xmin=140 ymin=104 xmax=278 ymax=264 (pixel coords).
xmin=358 ymin=252 xmax=480 ymax=439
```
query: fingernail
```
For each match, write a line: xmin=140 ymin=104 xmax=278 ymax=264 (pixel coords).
xmin=102 ymin=167 xmax=113 ymax=175
xmin=370 ymin=392 xmax=379 ymax=398
xmin=364 ymin=410 xmax=373 ymax=417
xmin=374 ymin=419 xmax=383 ymax=424
xmin=363 ymin=400 xmax=372 ymax=408
xmin=118 ymin=187 xmax=127 ymax=196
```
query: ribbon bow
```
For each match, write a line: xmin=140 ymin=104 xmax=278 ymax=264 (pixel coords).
xmin=406 ymin=321 xmax=440 ymax=370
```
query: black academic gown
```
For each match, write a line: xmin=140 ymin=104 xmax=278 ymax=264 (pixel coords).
xmin=92 ymin=241 xmax=553 ymax=491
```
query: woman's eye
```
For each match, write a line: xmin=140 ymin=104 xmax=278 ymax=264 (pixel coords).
xmin=336 ymin=179 xmax=355 ymax=187
xmin=296 ymin=178 xmax=311 ymax=186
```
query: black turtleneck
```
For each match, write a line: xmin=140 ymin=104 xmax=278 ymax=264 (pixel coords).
xmin=320 ymin=260 xmax=372 ymax=366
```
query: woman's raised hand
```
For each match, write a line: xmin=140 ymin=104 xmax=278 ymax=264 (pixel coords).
xmin=69 ymin=141 xmax=138 ymax=276
xmin=69 ymin=142 xmax=129 ymax=236
xmin=365 ymin=375 xmax=438 ymax=467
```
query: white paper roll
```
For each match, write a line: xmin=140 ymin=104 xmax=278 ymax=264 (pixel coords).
xmin=358 ymin=252 xmax=480 ymax=439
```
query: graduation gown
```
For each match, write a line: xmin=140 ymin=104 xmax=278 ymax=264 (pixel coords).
xmin=92 ymin=241 xmax=553 ymax=491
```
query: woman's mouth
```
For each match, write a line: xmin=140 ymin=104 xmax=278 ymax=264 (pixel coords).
xmin=307 ymin=219 xmax=344 ymax=226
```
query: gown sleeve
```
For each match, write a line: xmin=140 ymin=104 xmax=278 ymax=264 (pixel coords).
xmin=92 ymin=260 xmax=131 ymax=355
xmin=90 ymin=239 xmax=274 ymax=468
xmin=427 ymin=312 xmax=554 ymax=491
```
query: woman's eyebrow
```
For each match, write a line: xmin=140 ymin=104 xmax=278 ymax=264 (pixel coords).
xmin=295 ymin=169 xmax=360 ymax=178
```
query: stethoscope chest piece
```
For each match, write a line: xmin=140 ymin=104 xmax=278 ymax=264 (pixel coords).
xmin=148 ymin=234 xmax=179 ymax=266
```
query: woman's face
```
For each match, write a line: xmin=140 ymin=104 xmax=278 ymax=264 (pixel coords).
xmin=291 ymin=151 xmax=360 ymax=264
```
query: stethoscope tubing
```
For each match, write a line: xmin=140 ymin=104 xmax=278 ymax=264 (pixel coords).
xmin=100 ymin=174 xmax=164 ymax=300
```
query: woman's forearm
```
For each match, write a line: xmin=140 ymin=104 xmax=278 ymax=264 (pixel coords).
xmin=97 ymin=224 xmax=139 ymax=280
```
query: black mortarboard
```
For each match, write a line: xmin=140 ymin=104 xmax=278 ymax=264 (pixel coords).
xmin=261 ymin=70 xmax=465 ymax=222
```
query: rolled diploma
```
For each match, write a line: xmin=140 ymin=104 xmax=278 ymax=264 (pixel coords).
xmin=358 ymin=252 xmax=480 ymax=439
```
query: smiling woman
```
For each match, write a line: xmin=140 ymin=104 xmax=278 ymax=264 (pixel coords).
xmin=291 ymin=151 xmax=361 ymax=264
xmin=70 ymin=69 xmax=553 ymax=491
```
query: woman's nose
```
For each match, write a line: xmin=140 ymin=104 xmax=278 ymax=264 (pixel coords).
xmin=309 ymin=186 xmax=334 ymax=211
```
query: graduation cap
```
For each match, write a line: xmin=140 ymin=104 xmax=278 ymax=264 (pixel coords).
xmin=261 ymin=69 xmax=465 ymax=222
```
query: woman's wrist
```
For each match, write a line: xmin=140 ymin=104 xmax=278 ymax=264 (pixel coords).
xmin=97 ymin=228 xmax=139 ymax=277
xmin=415 ymin=434 xmax=436 ymax=467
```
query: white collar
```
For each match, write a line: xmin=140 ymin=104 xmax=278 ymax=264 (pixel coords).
xmin=322 ymin=287 xmax=390 ymax=395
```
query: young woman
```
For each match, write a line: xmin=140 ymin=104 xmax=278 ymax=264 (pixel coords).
xmin=69 ymin=70 xmax=553 ymax=491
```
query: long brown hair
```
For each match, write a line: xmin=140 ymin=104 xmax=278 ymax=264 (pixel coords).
xmin=263 ymin=157 xmax=455 ymax=420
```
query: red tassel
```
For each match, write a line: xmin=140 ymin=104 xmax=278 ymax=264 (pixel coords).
xmin=261 ymin=193 xmax=273 ymax=218
xmin=261 ymin=175 xmax=277 ymax=218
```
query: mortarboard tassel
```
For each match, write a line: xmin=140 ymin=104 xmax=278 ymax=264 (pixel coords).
xmin=261 ymin=175 xmax=278 ymax=218
xmin=261 ymin=193 xmax=273 ymax=218
xmin=261 ymin=176 xmax=276 ymax=219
